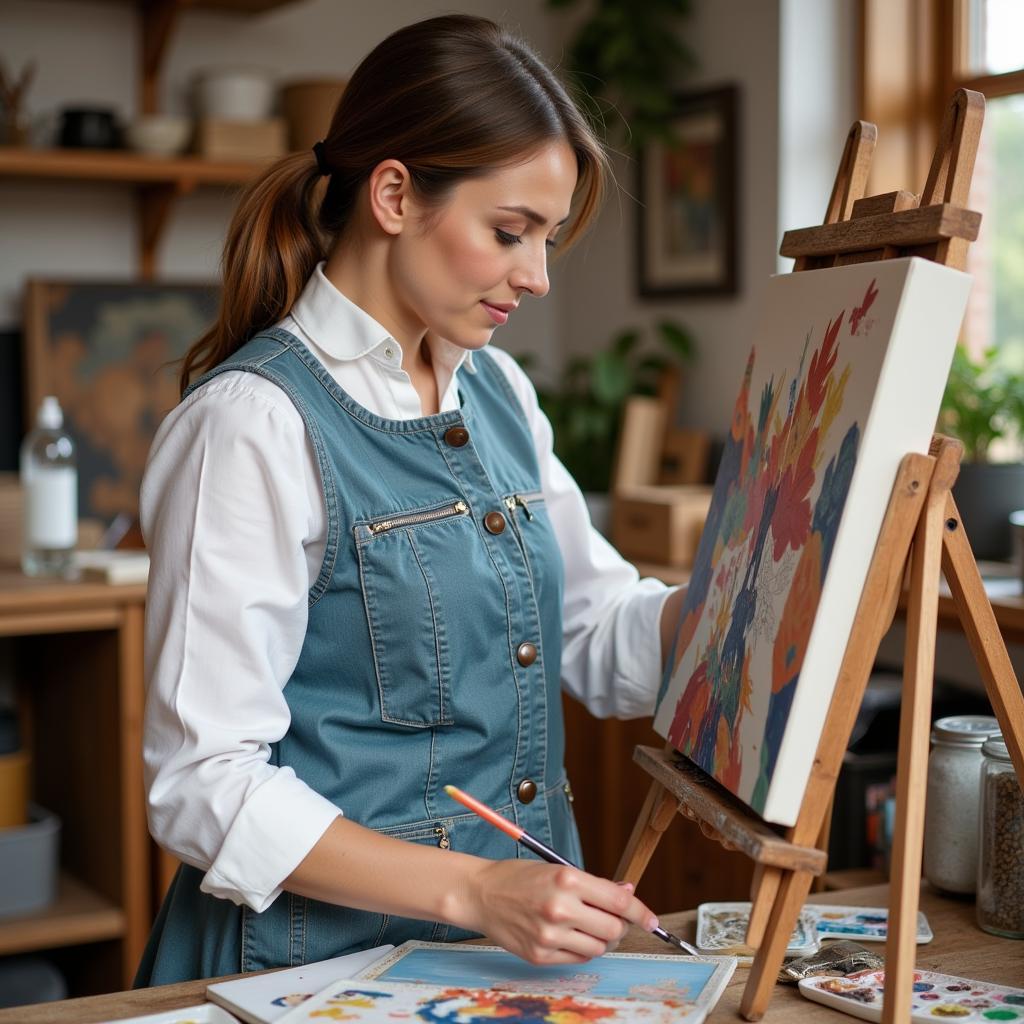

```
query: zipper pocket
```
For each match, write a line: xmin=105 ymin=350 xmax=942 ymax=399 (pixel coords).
xmin=504 ymin=491 xmax=545 ymax=522
xmin=434 ymin=825 xmax=451 ymax=850
xmin=369 ymin=500 xmax=469 ymax=536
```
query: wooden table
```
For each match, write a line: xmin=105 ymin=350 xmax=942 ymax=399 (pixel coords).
xmin=7 ymin=884 xmax=1022 ymax=1022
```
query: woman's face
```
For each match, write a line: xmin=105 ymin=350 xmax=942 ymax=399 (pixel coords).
xmin=390 ymin=140 xmax=578 ymax=349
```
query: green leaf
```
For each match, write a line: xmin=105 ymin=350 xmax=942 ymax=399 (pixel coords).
xmin=657 ymin=320 xmax=696 ymax=362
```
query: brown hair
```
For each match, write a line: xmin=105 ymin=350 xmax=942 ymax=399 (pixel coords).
xmin=179 ymin=14 xmax=608 ymax=392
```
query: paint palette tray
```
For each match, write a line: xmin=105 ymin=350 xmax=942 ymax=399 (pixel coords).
xmin=696 ymin=901 xmax=818 ymax=961
xmin=806 ymin=903 xmax=933 ymax=943
xmin=799 ymin=968 xmax=1024 ymax=1022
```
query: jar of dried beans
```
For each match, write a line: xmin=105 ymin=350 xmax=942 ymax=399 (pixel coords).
xmin=977 ymin=735 xmax=1024 ymax=938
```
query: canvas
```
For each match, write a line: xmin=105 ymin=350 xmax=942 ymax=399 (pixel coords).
xmin=275 ymin=978 xmax=704 ymax=1024
xmin=357 ymin=941 xmax=735 ymax=1015
xmin=653 ymin=257 xmax=971 ymax=825
xmin=23 ymin=279 xmax=219 ymax=522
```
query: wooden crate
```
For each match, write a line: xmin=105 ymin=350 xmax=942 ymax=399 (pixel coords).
xmin=610 ymin=484 xmax=711 ymax=567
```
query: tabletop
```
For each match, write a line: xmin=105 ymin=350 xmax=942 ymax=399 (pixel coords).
xmin=5 ymin=883 xmax=1022 ymax=1023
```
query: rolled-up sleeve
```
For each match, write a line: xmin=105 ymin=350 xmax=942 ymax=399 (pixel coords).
xmin=140 ymin=374 xmax=342 ymax=912
xmin=487 ymin=349 xmax=678 ymax=719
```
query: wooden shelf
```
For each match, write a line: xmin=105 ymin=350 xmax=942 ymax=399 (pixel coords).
xmin=0 ymin=873 xmax=125 ymax=956
xmin=60 ymin=0 xmax=301 ymax=11
xmin=0 ymin=146 xmax=267 ymax=188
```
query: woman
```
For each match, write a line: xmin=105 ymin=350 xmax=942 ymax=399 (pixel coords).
xmin=137 ymin=14 xmax=686 ymax=985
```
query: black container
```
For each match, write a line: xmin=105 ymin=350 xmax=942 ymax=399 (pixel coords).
xmin=58 ymin=107 xmax=122 ymax=149
xmin=952 ymin=461 xmax=1024 ymax=562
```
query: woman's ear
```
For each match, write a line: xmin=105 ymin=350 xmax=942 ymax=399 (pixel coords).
xmin=367 ymin=159 xmax=412 ymax=237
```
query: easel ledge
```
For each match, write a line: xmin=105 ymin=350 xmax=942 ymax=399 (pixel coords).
xmin=617 ymin=89 xmax=1024 ymax=1023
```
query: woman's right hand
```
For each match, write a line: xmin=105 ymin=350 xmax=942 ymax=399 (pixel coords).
xmin=450 ymin=858 xmax=659 ymax=965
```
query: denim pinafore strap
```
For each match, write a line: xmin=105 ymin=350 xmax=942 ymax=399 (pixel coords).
xmin=135 ymin=328 xmax=582 ymax=985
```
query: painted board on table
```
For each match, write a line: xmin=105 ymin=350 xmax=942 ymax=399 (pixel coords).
xmin=357 ymin=940 xmax=735 ymax=1013
xmin=653 ymin=258 xmax=971 ymax=825
xmin=276 ymin=978 xmax=704 ymax=1024
xmin=206 ymin=944 xmax=393 ymax=1023
xmin=799 ymin=968 xmax=1024 ymax=1022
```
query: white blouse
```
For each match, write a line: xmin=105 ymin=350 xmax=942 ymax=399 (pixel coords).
xmin=141 ymin=263 xmax=672 ymax=913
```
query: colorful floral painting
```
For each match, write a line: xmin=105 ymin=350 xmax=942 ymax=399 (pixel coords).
xmin=275 ymin=979 xmax=705 ymax=1024
xmin=653 ymin=259 xmax=972 ymax=825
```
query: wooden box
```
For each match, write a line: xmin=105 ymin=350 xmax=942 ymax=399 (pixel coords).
xmin=611 ymin=484 xmax=712 ymax=568
xmin=194 ymin=117 xmax=287 ymax=161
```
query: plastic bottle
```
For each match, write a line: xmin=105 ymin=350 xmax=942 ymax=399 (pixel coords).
xmin=20 ymin=396 xmax=77 ymax=578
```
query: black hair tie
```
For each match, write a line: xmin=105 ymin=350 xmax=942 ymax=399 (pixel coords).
xmin=312 ymin=140 xmax=331 ymax=177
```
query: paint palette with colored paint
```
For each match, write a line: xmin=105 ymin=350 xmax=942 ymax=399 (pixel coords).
xmin=696 ymin=901 xmax=819 ymax=961
xmin=275 ymin=978 xmax=705 ymax=1024
xmin=806 ymin=903 xmax=933 ymax=943
xmin=800 ymin=968 xmax=1024 ymax=1021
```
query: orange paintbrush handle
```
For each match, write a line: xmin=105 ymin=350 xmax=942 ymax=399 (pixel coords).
xmin=443 ymin=784 xmax=524 ymax=840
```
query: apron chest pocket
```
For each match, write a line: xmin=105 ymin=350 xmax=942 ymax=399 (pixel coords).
xmin=355 ymin=499 xmax=470 ymax=728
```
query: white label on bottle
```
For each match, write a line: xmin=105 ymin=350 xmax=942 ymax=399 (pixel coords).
xmin=25 ymin=467 xmax=77 ymax=548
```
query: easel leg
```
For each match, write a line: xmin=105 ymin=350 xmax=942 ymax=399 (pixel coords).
xmin=882 ymin=471 xmax=947 ymax=1024
xmin=942 ymin=495 xmax=1024 ymax=786
xmin=745 ymin=864 xmax=782 ymax=947
xmin=614 ymin=780 xmax=678 ymax=886
xmin=740 ymin=868 xmax=816 ymax=1021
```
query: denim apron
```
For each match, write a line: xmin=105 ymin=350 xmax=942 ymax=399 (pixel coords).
xmin=135 ymin=328 xmax=583 ymax=984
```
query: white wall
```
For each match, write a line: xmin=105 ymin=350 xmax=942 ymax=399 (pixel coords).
xmin=550 ymin=0 xmax=783 ymax=436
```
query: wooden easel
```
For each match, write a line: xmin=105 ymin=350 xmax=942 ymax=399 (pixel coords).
xmin=617 ymin=89 xmax=1024 ymax=1023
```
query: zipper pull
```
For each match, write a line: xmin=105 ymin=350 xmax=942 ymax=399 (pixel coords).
xmin=515 ymin=495 xmax=535 ymax=521
xmin=435 ymin=825 xmax=451 ymax=850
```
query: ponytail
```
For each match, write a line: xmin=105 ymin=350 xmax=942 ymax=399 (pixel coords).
xmin=178 ymin=152 xmax=326 ymax=392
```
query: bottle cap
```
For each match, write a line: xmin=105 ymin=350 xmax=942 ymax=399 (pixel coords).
xmin=37 ymin=396 xmax=63 ymax=430
xmin=981 ymin=734 xmax=1012 ymax=762
xmin=932 ymin=715 xmax=1001 ymax=746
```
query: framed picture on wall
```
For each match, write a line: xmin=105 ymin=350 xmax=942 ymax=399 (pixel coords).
xmin=23 ymin=279 xmax=219 ymax=524
xmin=637 ymin=85 xmax=739 ymax=298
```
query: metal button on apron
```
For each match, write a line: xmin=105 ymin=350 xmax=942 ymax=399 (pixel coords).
xmin=517 ymin=779 xmax=537 ymax=804
xmin=444 ymin=426 xmax=469 ymax=448
xmin=516 ymin=642 xmax=537 ymax=667
xmin=484 ymin=511 xmax=506 ymax=535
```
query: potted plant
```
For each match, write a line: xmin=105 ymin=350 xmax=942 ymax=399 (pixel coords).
xmin=521 ymin=319 xmax=696 ymax=532
xmin=939 ymin=343 xmax=1024 ymax=561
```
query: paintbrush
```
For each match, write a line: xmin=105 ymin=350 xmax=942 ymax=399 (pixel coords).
xmin=444 ymin=783 xmax=700 ymax=956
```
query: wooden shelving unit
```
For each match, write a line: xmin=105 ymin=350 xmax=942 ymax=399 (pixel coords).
xmin=0 ymin=568 xmax=148 ymax=994
xmin=11 ymin=0 xmax=300 ymax=276
xmin=0 ymin=874 xmax=125 ymax=957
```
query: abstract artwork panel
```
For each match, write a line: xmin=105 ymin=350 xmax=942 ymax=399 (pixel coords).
xmin=276 ymin=979 xmax=702 ymax=1024
xmin=358 ymin=941 xmax=735 ymax=1016
xmin=653 ymin=258 xmax=971 ymax=825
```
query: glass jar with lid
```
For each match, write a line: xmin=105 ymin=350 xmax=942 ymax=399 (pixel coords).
xmin=922 ymin=715 xmax=1000 ymax=894
xmin=977 ymin=734 xmax=1024 ymax=938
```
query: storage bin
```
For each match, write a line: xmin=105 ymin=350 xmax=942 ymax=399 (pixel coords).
xmin=0 ymin=803 xmax=60 ymax=918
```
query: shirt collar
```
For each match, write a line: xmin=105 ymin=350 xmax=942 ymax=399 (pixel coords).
xmin=290 ymin=262 xmax=476 ymax=374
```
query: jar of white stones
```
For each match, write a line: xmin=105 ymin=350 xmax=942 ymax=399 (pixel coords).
xmin=922 ymin=715 xmax=1000 ymax=894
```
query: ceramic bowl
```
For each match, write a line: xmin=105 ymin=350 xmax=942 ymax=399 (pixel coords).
xmin=126 ymin=115 xmax=192 ymax=157
xmin=194 ymin=69 xmax=275 ymax=121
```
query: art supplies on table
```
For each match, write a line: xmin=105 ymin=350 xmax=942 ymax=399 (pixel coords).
xmin=695 ymin=901 xmax=819 ymax=960
xmin=100 ymin=1004 xmax=240 ymax=1024
xmin=779 ymin=941 xmax=885 ymax=984
xmin=357 ymin=940 xmax=736 ymax=1019
xmin=205 ymin=945 xmax=393 ymax=1023
xmin=799 ymin=968 xmax=1024 ymax=1022
xmin=806 ymin=904 xmax=933 ymax=943
xmin=276 ymin=978 xmax=705 ymax=1024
